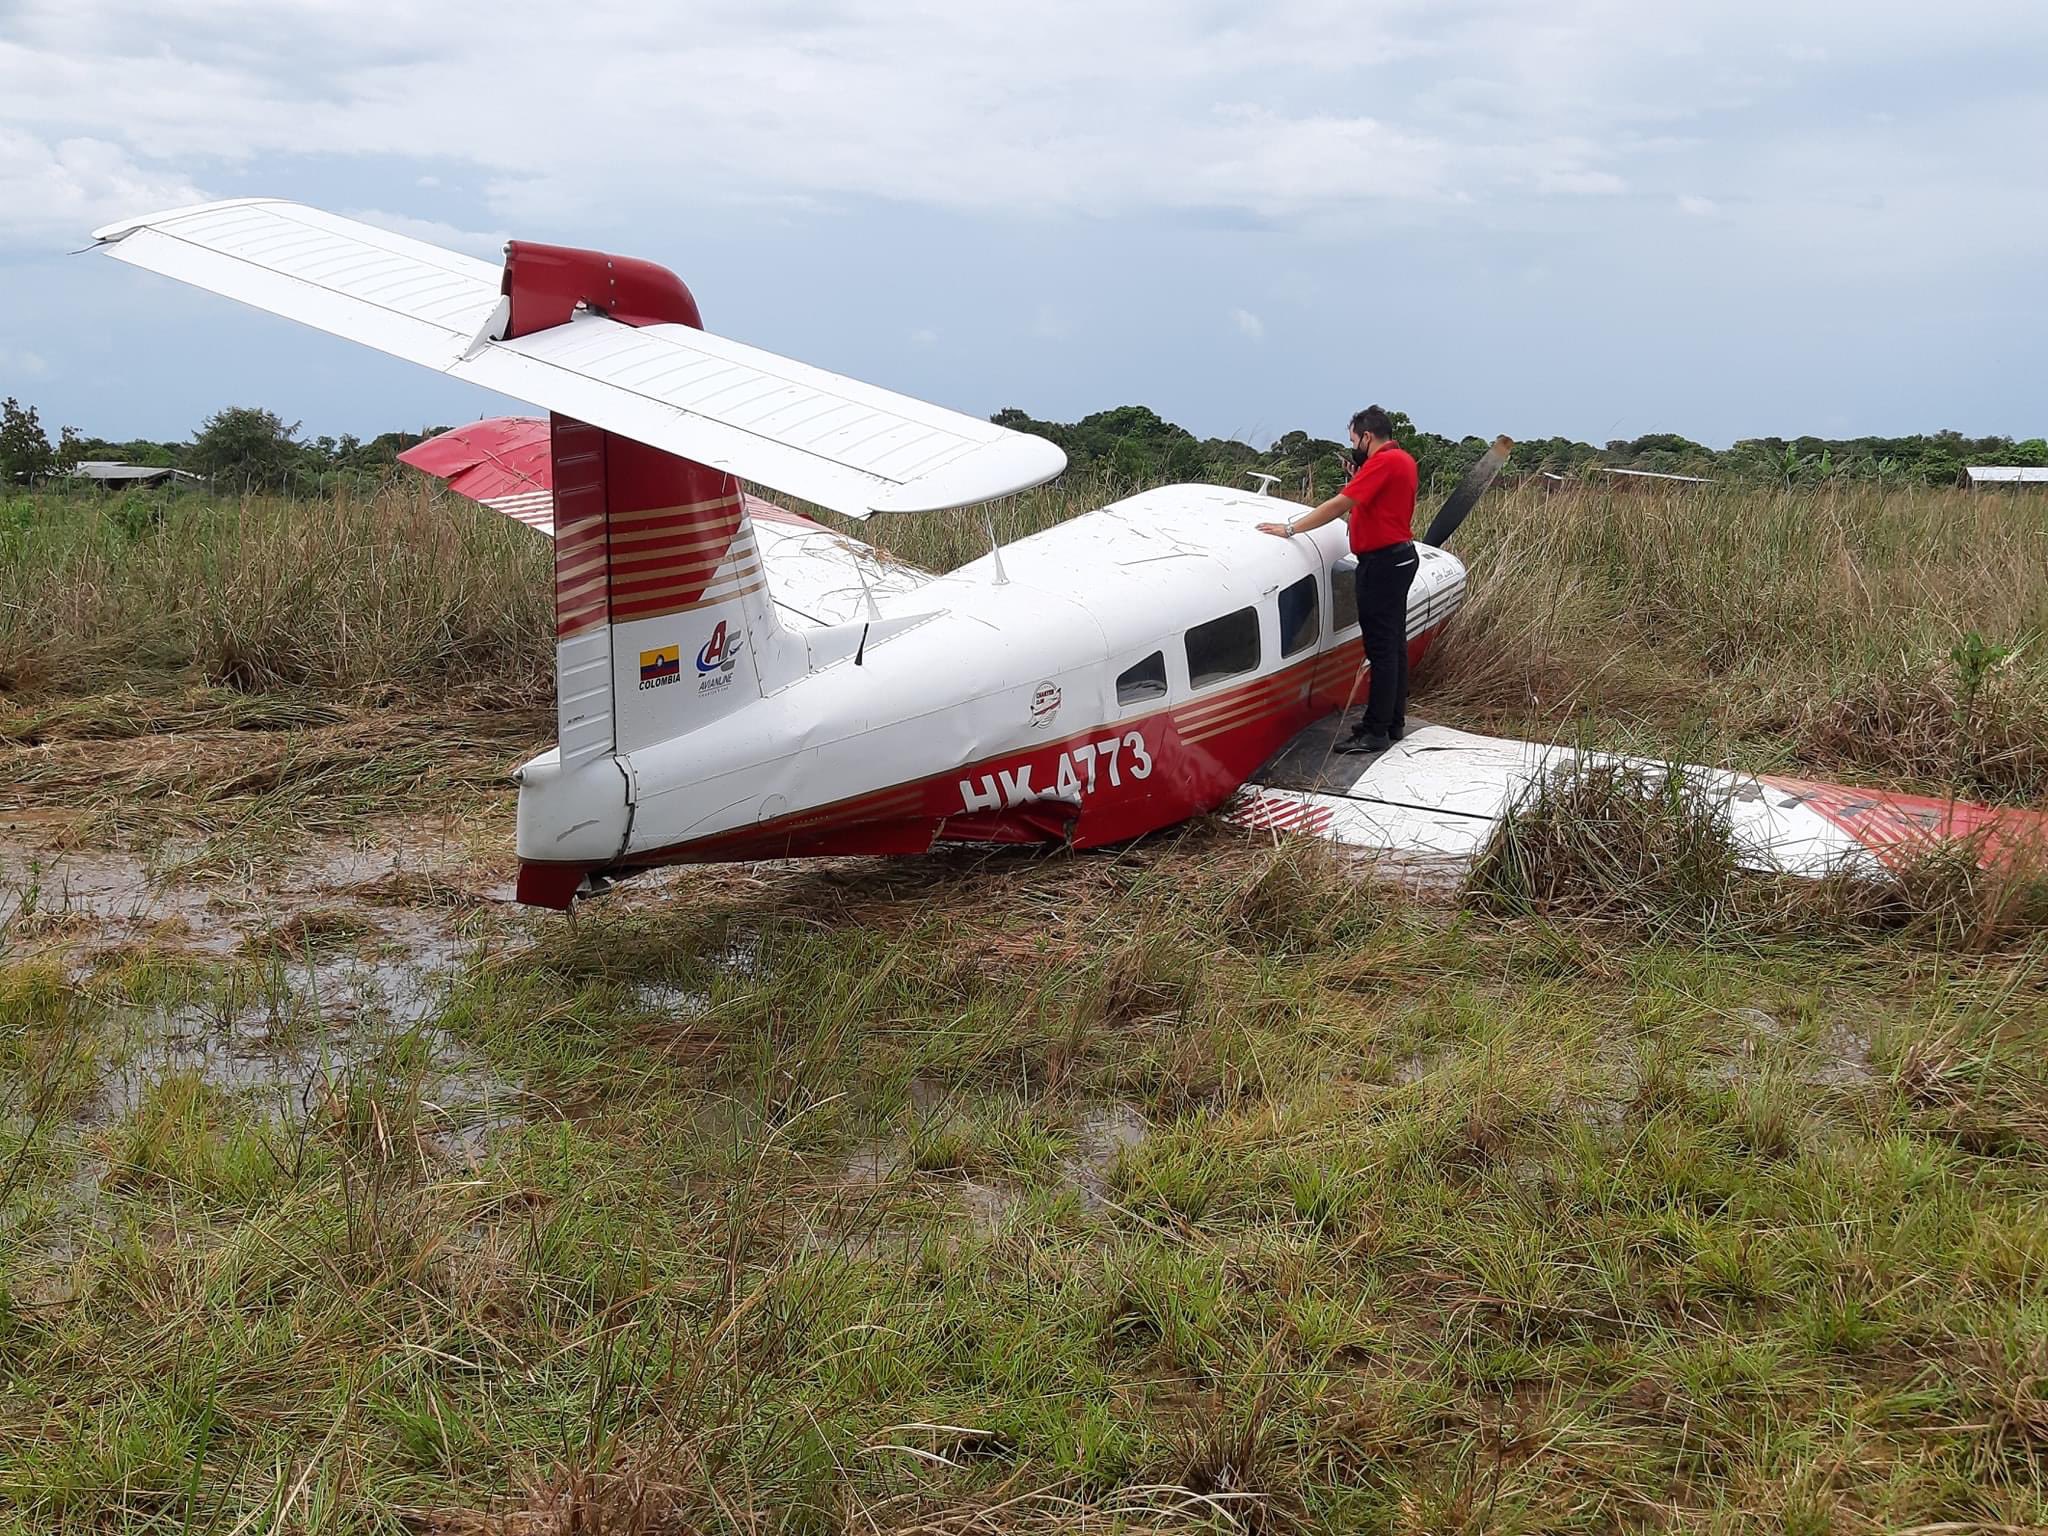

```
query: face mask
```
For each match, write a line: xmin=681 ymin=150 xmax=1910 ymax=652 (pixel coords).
xmin=1349 ymin=444 xmax=1370 ymax=469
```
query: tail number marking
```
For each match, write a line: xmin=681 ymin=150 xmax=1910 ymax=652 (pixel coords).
xmin=958 ymin=730 xmax=1153 ymax=813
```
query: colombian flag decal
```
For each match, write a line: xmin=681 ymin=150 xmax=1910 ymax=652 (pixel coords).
xmin=639 ymin=645 xmax=681 ymax=689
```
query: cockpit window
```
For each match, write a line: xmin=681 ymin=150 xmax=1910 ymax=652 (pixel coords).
xmin=1116 ymin=651 xmax=1168 ymax=706
xmin=1279 ymin=575 xmax=1319 ymax=657
xmin=1185 ymin=606 xmax=1260 ymax=689
xmin=1330 ymin=557 xmax=1359 ymax=633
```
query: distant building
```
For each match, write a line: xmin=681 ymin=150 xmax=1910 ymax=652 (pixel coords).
xmin=1965 ymin=466 xmax=2048 ymax=490
xmin=69 ymin=462 xmax=208 ymax=490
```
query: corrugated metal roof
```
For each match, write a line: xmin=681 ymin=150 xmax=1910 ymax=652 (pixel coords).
xmin=70 ymin=462 xmax=202 ymax=483
xmin=1966 ymin=466 xmax=2048 ymax=484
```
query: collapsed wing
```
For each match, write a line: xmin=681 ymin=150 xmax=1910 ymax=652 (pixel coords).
xmin=1235 ymin=723 xmax=2048 ymax=880
xmin=92 ymin=199 xmax=1064 ymax=518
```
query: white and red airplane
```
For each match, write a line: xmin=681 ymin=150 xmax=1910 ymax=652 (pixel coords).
xmin=92 ymin=201 xmax=2046 ymax=906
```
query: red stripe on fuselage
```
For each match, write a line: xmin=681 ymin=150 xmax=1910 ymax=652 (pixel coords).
xmin=588 ymin=625 xmax=1435 ymax=873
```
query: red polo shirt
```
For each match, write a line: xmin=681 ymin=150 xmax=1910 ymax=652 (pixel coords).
xmin=1340 ymin=444 xmax=1419 ymax=553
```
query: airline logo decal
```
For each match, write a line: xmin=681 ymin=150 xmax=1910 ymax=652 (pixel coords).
xmin=696 ymin=621 xmax=744 ymax=694
xmin=638 ymin=645 xmax=680 ymax=690
xmin=1029 ymin=681 xmax=1062 ymax=728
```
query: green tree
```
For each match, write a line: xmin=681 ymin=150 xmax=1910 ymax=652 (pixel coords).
xmin=188 ymin=406 xmax=305 ymax=492
xmin=1 ymin=397 xmax=58 ymax=483
xmin=70 ymin=435 xmax=182 ymax=467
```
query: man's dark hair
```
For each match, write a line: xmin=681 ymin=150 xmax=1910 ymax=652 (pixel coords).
xmin=1351 ymin=405 xmax=1396 ymax=441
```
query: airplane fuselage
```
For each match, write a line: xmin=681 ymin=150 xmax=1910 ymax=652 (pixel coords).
xmin=512 ymin=484 xmax=1467 ymax=899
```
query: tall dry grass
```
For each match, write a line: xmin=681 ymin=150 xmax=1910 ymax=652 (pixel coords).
xmin=1419 ymin=479 xmax=2048 ymax=802
xmin=5 ymin=475 xmax=2043 ymax=802
xmin=1468 ymin=754 xmax=2048 ymax=950
xmin=0 ymin=484 xmax=551 ymax=704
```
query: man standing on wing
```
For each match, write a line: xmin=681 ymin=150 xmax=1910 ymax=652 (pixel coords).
xmin=1257 ymin=405 xmax=1420 ymax=754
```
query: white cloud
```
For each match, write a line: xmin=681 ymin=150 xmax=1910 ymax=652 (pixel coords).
xmin=1231 ymin=308 xmax=1266 ymax=340
xmin=1031 ymin=304 xmax=1070 ymax=341
xmin=0 ymin=1 xmax=2041 ymax=286
xmin=1535 ymin=167 xmax=1626 ymax=197
xmin=0 ymin=0 xmax=1904 ymax=235
xmin=0 ymin=128 xmax=206 ymax=243
xmin=909 ymin=327 xmax=939 ymax=347
xmin=1678 ymin=194 xmax=1719 ymax=217
xmin=1 ymin=347 xmax=51 ymax=378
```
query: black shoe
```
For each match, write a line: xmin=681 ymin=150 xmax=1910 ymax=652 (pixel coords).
xmin=1389 ymin=722 xmax=1406 ymax=743
xmin=1337 ymin=729 xmax=1393 ymax=756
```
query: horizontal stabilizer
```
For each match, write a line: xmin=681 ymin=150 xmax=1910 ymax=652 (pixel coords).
xmin=93 ymin=199 xmax=1065 ymax=518
xmin=400 ymin=418 xmax=555 ymax=532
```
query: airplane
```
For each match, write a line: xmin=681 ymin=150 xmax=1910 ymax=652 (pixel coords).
xmin=90 ymin=201 xmax=2047 ymax=907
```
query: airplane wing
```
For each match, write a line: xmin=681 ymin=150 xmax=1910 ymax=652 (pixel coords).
xmin=91 ymin=199 xmax=1064 ymax=518
xmin=1235 ymin=722 xmax=2048 ymax=880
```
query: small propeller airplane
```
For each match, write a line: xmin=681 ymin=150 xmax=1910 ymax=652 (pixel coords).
xmin=91 ymin=201 xmax=2046 ymax=906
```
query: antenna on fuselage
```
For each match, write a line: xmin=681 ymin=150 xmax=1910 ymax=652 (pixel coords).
xmin=982 ymin=505 xmax=1010 ymax=585
xmin=1247 ymin=472 xmax=1282 ymax=496
xmin=855 ymin=552 xmax=881 ymax=620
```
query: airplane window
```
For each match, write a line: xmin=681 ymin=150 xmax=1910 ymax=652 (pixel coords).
xmin=1279 ymin=575 xmax=1319 ymax=657
xmin=1185 ymin=606 xmax=1260 ymax=689
xmin=1116 ymin=651 xmax=1168 ymax=705
xmin=1330 ymin=556 xmax=1359 ymax=633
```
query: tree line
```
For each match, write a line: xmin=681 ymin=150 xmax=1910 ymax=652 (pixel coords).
xmin=1 ymin=401 xmax=438 ymax=495
xmin=991 ymin=406 xmax=2048 ymax=499
xmin=7 ymin=396 xmax=2044 ymax=498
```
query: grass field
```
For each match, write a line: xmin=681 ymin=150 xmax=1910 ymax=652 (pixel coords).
xmin=1 ymin=475 xmax=2045 ymax=1533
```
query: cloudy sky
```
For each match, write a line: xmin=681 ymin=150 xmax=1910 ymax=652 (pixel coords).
xmin=2 ymin=0 xmax=2043 ymax=449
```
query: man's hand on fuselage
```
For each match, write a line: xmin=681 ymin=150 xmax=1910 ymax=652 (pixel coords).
xmin=1258 ymin=493 xmax=1354 ymax=539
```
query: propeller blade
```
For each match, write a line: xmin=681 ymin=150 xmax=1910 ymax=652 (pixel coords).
xmin=1421 ymin=434 xmax=1513 ymax=548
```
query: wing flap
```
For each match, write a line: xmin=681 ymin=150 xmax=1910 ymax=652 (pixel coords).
xmin=94 ymin=199 xmax=1065 ymax=518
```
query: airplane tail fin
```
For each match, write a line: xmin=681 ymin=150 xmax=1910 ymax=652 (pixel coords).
xmin=400 ymin=409 xmax=779 ymax=764
xmin=485 ymin=240 xmax=787 ymax=765
xmin=545 ymin=410 xmax=781 ymax=764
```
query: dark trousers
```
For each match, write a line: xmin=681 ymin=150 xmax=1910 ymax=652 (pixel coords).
xmin=1354 ymin=541 xmax=1418 ymax=734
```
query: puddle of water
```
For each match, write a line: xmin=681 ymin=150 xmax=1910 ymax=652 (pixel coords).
xmin=1 ymin=822 xmax=549 ymax=1308
xmin=1699 ymin=1009 xmax=1874 ymax=1094
xmin=1391 ymin=1047 xmax=1453 ymax=1086
xmin=959 ymin=1176 xmax=1024 ymax=1230
xmin=88 ymin=923 xmax=522 ymax=1163
xmin=0 ymin=1149 xmax=114 ymax=1309
xmin=630 ymin=981 xmax=713 ymax=1023
xmin=711 ymin=932 xmax=763 ymax=981
xmin=1063 ymin=1102 xmax=1149 ymax=1211
xmin=625 ymin=932 xmax=765 ymax=1024
xmin=834 ymin=1077 xmax=963 ymax=1181
xmin=1 ymin=845 xmax=247 ymax=954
